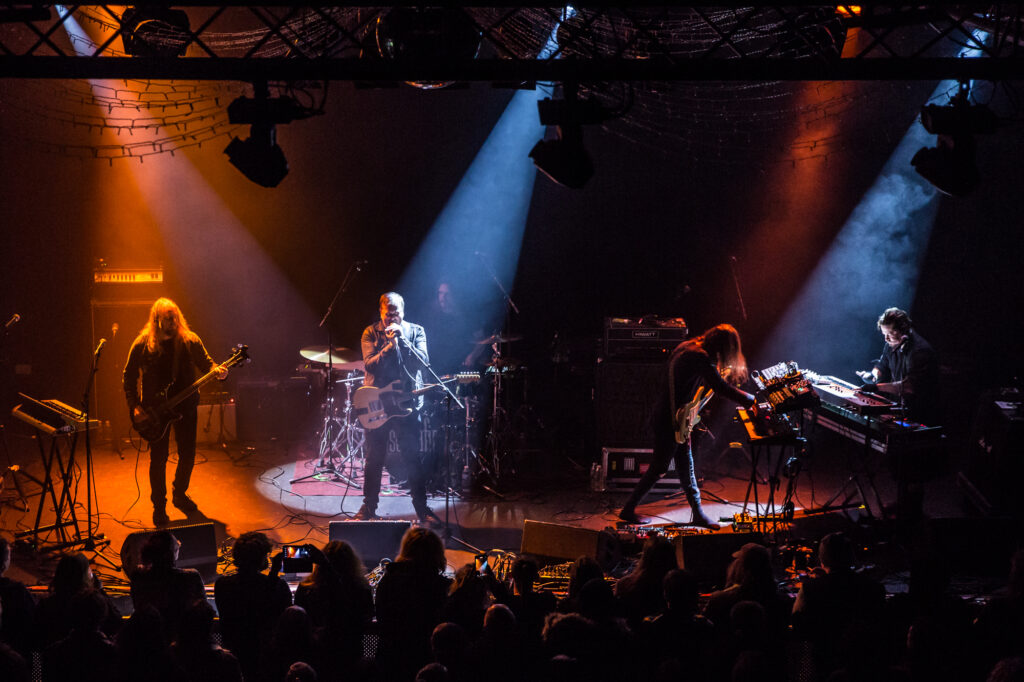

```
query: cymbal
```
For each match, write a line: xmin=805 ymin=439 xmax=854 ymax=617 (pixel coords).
xmin=476 ymin=333 xmax=523 ymax=345
xmin=299 ymin=346 xmax=363 ymax=369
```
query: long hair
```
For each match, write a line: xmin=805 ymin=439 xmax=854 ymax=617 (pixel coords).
xmin=138 ymin=297 xmax=196 ymax=353
xmin=696 ymin=323 xmax=748 ymax=386
xmin=396 ymin=526 xmax=446 ymax=574
xmin=301 ymin=540 xmax=368 ymax=589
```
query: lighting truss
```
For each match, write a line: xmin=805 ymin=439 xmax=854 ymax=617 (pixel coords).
xmin=1 ymin=4 xmax=1023 ymax=81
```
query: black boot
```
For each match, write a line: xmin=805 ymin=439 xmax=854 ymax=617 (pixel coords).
xmin=353 ymin=503 xmax=379 ymax=520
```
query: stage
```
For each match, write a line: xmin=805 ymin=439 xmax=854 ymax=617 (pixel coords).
xmin=1 ymin=421 xmax=1012 ymax=611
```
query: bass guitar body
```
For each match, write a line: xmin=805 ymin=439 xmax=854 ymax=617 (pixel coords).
xmin=130 ymin=344 xmax=249 ymax=443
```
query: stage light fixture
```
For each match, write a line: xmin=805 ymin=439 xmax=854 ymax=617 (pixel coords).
xmin=529 ymin=127 xmax=594 ymax=190
xmin=530 ymin=84 xmax=611 ymax=188
xmin=223 ymin=83 xmax=318 ymax=188
xmin=912 ymin=82 xmax=996 ymax=197
xmin=224 ymin=124 xmax=289 ymax=188
xmin=119 ymin=6 xmax=191 ymax=57
xmin=911 ymin=135 xmax=979 ymax=197
xmin=376 ymin=7 xmax=481 ymax=90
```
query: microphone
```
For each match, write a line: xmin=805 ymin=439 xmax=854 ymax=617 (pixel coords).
xmin=355 ymin=259 xmax=368 ymax=271
xmin=4 ymin=313 xmax=20 ymax=330
xmin=111 ymin=323 xmax=119 ymax=338
xmin=94 ymin=338 xmax=107 ymax=357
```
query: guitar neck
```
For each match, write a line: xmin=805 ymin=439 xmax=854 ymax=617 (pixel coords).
xmin=164 ymin=367 xmax=222 ymax=411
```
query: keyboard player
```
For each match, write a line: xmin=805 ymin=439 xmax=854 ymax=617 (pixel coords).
xmin=856 ymin=307 xmax=940 ymax=426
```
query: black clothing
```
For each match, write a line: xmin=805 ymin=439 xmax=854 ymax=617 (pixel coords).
xmin=361 ymin=319 xmax=428 ymax=395
xmin=129 ymin=566 xmax=206 ymax=643
xmin=42 ymin=630 xmax=117 ymax=682
xmin=624 ymin=343 xmax=754 ymax=511
xmin=123 ymin=334 xmax=217 ymax=508
xmin=360 ymin=318 xmax=430 ymax=513
xmin=0 ymin=576 xmax=36 ymax=658
xmin=374 ymin=559 xmax=451 ymax=681
xmin=213 ymin=571 xmax=293 ymax=681
xmin=293 ymin=575 xmax=373 ymax=665
xmin=874 ymin=329 xmax=940 ymax=424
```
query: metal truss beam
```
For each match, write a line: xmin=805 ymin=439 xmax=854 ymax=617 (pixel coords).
xmin=2 ymin=54 xmax=1023 ymax=81
xmin=0 ymin=5 xmax=1022 ymax=82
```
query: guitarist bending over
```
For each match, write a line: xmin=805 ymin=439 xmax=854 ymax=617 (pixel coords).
xmin=619 ymin=324 xmax=754 ymax=529
xmin=355 ymin=292 xmax=439 ymax=526
xmin=123 ymin=298 xmax=228 ymax=527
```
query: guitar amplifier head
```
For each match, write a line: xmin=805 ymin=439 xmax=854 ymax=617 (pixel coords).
xmin=603 ymin=317 xmax=687 ymax=360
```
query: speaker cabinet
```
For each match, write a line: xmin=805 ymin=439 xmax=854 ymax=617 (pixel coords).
xmin=90 ymin=299 xmax=160 ymax=448
xmin=675 ymin=532 xmax=764 ymax=590
xmin=519 ymin=519 xmax=620 ymax=570
xmin=329 ymin=520 xmax=412 ymax=570
xmin=120 ymin=521 xmax=218 ymax=583
xmin=595 ymin=361 xmax=665 ymax=450
xmin=236 ymin=378 xmax=312 ymax=441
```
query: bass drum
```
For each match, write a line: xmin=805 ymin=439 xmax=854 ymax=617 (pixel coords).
xmin=418 ymin=394 xmax=472 ymax=492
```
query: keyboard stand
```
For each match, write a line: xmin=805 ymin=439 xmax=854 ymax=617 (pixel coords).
xmin=15 ymin=428 xmax=84 ymax=549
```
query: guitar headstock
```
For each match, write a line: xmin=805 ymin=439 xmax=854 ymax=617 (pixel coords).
xmin=226 ymin=344 xmax=250 ymax=368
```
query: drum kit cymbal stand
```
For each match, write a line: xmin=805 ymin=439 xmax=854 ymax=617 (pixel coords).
xmin=458 ymin=333 xmax=524 ymax=498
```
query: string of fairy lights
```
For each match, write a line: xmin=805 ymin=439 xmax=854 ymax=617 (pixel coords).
xmin=0 ymin=6 xmax=1012 ymax=165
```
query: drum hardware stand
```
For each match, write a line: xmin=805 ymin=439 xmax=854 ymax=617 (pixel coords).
xmin=291 ymin=260 xmax=363 ymax=486
xmin=474 ymin=250 xmax=521 ymax=494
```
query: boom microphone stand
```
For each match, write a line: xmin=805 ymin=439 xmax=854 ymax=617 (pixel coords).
xmin=397 ymin=336 xmax=480 ymax=553
xmin=80 ymin=338 xmax=116 ymax=570
xmin=291 ymin=260 xmax=364 ymax=485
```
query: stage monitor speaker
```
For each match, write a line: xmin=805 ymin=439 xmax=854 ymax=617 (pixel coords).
xmin=119 ymin=521 xmax=218 ymax=583
xmin=675 ymin=532 xmax=764 ymax=590
xmin=519 ymin=519 xmax=620 ymax=570
xmin=329 ymin=520 xmax=411 ymax=570
xmin=595 ymin=361 xmax=665 ymax=450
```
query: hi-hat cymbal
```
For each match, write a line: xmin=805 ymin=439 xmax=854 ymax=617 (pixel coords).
xmin=299 ymin=346 xmax=363 ymax=369
xmin=476 ymin=333 xmax=523 ymax=345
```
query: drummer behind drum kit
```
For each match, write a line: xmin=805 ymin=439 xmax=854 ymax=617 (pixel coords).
xmin=288 ymin=332 xmax=530 ymax=496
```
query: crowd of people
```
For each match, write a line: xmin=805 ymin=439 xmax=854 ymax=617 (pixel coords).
xmin=3 ymin=528 xmax=1024 ymax=682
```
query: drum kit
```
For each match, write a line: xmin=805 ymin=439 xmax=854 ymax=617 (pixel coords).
xmin=288 ymin=332 xmax=530 ymax=495
xmin=288 ymin=345 xmax=366 ymax=486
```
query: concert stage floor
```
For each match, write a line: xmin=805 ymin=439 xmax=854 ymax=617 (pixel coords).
xmin=0 ymin=430 xmax=1008 ymax=606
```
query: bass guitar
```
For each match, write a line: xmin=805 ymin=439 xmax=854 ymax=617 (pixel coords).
xmin=131 ymin=344 xmax=249 ymax=443
xmin=674 ymin=384 xmax=714 ymax=444
xmin=353 ymin=380 xmax=452 ymax=430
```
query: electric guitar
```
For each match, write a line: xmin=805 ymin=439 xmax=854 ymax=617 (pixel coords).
xmin=131 ymin=344 xmax=249 ymax=443
xmin=353 ymin=380 xmax=450 ymax=430
xmin=674 ymin=384 xmax=714 ymax=444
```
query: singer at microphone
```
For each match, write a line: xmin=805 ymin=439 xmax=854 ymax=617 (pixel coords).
xmin=357 ymin=291 xmax=437 ymax=526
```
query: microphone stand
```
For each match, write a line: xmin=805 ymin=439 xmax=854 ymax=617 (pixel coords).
xmin=81 ymin=342 xmax=117 ymax=570
xmin=291 ymin=261 xmax=363 ymax=486
xmin=397 ymin=335 xmax=480 ymax=553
